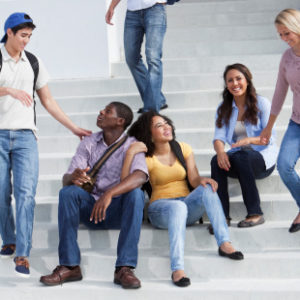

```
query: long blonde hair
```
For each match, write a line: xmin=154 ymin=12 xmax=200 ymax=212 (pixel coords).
xmin=275 ymin=9 xmax=300 ymax=35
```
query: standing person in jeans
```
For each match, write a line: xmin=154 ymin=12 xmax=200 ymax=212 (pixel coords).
xmin=121 ymin=111 xmax=243 ymax=288
xmin=106 ymin=0 xmax=168 ymax=113
xmin=40 ymin=102 xmax=148 ymax=289
xmin=0 ymin=12 xmax=91 ymax=277
xmin=211 ymin=63 xmax=278 ymax=231
xmin=260 ymin=9 xmax=300 ymax=233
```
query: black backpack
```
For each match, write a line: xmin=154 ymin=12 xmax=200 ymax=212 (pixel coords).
xmin=167 ymin=0 xmax=180 ymax=4
xmin=0 ymin=49 xmax=39 ymax=124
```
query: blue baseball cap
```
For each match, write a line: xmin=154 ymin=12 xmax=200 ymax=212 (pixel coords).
xmin=1 ymin=12 xmax=33 ymax=43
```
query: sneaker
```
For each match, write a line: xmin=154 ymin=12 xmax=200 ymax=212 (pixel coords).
xmin=0 ymin=244 xmax=16 ymax=258
xmin=14 ymin=256 xmax=30 ymax=278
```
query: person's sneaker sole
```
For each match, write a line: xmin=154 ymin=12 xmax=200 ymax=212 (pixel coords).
xmin=1 ymin=253 xmax=15 ymax=259
xmin=15 ymin=270 xmax=30 ymax=278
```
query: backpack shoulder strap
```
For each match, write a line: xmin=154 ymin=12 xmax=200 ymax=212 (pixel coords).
xmin=170 ymin=140 xmax=194 ymax=191
xmin=0 ymin=50 xmax=3 ymax=73
xmin=24 ymin=50 xmax=39 ymax=125
xmin=24 ymin=50 xmax=39 ymax=92
xmin=170 ymin=140 xmax=187 ymax=171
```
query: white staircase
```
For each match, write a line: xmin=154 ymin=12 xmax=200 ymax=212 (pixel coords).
xmin=2 ymin=0 xmax=300 ymax=299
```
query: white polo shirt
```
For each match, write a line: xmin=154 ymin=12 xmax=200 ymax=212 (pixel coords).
xmin=0 ymin=46 xmax=49 ymax=131
xmin=127 ymin=0 xmax=166 ymax=11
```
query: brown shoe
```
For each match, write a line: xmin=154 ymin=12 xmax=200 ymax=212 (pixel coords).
xmin=40 ymin=265 xmax=82 ymax=286
xmin=114 ymin=267 xmax=141 ymax=289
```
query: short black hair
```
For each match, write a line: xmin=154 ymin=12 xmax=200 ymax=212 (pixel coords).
xmin=110 ymin=101 xmax=133 ymax=130
xmin=128 ymin=111 xmax=176 ymax=156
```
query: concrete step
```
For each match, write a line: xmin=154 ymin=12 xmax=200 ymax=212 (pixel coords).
xmin=111 ymin=54 xmax=282 ymax=77
xmin=1 ymin=276 xmax=300 ymax=300
xmin=35 ymin=171 xmax=292 ymax=198
xmin=165 ymin=24 xmax=277 ymax=43
xmin=168 ymin=0 xmax=300 ymax=15
xmin=167 ymin=10 xmax=280 ymax=27
xmin=33 ymin=192 xmax=298 ymax=226
xmin=2 ymin=246 xmax=300 ymax=279
xmin=36 ymin=88 xmax=293 ymax=116
xmin=161 ymin=39 xmax=287 ymax=58
xmin=48 ymin=71 xmax=279 ymax=97
xmin=35 ymin=105 xmax=292 ymax=138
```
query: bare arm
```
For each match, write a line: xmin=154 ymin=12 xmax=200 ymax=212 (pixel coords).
xmin=121 ymin=142 xmax=148 ymax=180
xmin=260 ymin=114 xmax=278 ymax=145
xmin=0 ymin=87 xmax=33 ymax=106
xmin=186 ymin=152 xmax=218 ymax=192
xmin=231 ymin=136 xmax=266 ymax=148
xmin=214 ymin=139 xmax=231 ymax=171
xmin=105 ymin=0 xmax=122 ymax=25
xmin=37 ymin=85 xmax=92 ymax=139
xmin=90 ymin=170 xmax=147 ymax=223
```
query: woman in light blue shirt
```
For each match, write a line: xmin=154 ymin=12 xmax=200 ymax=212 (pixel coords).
xmin=210 ymin=64 xmax=278 ymax=230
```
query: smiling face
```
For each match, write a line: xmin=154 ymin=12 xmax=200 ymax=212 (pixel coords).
xmin=6 ymin=27 xmax=32 ymax=52
xmin=151 ymin=116 xmax=173 ymax=143
xmin=225 ymin=69 xmax=248 ymax=100
xmin=276 ymin=24 xmax=300 ymax=50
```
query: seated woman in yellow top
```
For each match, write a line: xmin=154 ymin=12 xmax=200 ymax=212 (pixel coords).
xmin=121 ymin=111 xmax=243 ymax=288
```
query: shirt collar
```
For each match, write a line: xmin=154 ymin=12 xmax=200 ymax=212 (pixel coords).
xmin=96 ymin=131 xmax=126 ymax=146
xmin=1 ymin=46 xmax=28 ymax=62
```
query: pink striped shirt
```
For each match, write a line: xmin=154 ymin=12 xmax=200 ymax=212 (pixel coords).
xmin=271 ymin=48 xmax=300 ymax=124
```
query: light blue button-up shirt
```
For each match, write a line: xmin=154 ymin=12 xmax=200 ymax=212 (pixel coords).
xmin=213 ymin=95 xmax=279 ymax=169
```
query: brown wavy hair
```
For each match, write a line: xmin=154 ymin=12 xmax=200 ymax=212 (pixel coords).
xmin=216 ymin=63 xmax=258 ymax=128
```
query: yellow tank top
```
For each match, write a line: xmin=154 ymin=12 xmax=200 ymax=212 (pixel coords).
xmin=146 ymin=142 xmax=193 ymax=203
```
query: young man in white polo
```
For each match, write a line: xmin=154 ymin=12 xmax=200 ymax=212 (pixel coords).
xmin=0 ymin=12 xmax=91 ymax=277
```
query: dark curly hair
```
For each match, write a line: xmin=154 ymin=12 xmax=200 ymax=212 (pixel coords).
xmin=128 ymin=111 xmax=176 ymax=157
xmin=216 ymin=63 xmax=258 ymax=128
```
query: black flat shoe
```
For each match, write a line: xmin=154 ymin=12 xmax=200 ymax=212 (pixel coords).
xmin=171 ymin=274 xmax=191 ymax=287
xmin=218 ymin=247 xmax=244 ymax=260
xmin=289 ymin=223 xmax=300 ymax=233
xmin=237 ymin=216 xmax=265 ymax=228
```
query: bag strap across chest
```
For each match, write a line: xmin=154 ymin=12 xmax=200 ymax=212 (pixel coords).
xmin=0 ymin=49 xmax=39 ymax=124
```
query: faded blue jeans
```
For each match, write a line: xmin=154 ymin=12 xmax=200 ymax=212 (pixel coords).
xmin=58 ymin=185 xmax=144 ymax=267
xmin=124 ymin=3 xmax=167 ymax=112
xmin=277 ymin=119 xmax=300 ymax=209
xmin=148 ymin=185 xmax=229 ymax=271
xmin=0 ymin=130 xmax=38 ymax=257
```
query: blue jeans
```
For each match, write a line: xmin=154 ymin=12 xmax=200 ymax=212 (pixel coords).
xmin=148 ymin=185 xmax=229 ymax=271
xmin=211 ymin=149 xmax=275 ymax=219
xmin=277 ymin=119 xmax=300 ymax=209
xmin=0 ymin=130 xmax=38 ymax=257
xmin=124 ymin=3 xmax=167 ymax=112
xmin=58 ymin=185 xmax=144 ymax=267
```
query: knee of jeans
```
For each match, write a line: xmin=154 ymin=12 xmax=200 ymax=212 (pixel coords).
xmin=168 ymin=201 xmax=188 ymax=220
xmin=277 ymin=155 xmax=292 ymax=176
xmin=202 ymin=185 xmax=219 ymax=202
xmin=145 ymin=49 xmax=161 ymax=67
xmin=210 ymin=155 xmax=218 ymax=168
xmin=59 ymin=186 xmax=79 ymax=205
xmin=125 ymin=188 xmax=145 ymax=210
xmin=125 ymin=48 xmax=141 ymax=68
